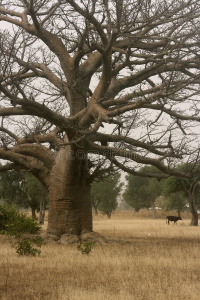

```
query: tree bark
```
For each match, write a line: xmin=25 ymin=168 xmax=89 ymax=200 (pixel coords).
xmin=46 ymin=145 xmax=92 ymax=239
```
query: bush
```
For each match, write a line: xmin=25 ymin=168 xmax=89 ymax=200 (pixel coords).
xmin=13 ymin=237 xmax=42 ymax=256
xmin=0 ymin=205 xmax=43 ymax=256
xmin=0 ymin=204 xmax=41 ymax=236
xmin=77 ymin=241 xmax=95 ymax=255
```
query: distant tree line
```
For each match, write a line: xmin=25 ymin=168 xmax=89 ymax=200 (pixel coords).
xmin=1 ymin=162 xmax=200 ymax=226
xmin=123 ymin=164 xmax=200 ymax=226
xmin=0 ymin=169 xmax=121 ymax=220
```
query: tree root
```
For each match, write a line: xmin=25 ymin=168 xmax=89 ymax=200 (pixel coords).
xmin=59 ymin=233 xmax=80 ymax=244
xmin=80 ymin=231 xmax=107 ymax=244
xmin=41 ymin=231 xmax=107 ymax=245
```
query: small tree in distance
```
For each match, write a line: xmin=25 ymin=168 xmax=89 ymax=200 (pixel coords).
xmin=22 ymin=173 xmax=48 ymax=223
xmin=91 ymin=172 xmax=122 ymax=218
xmin=0 ymin=170 xmax=25 ymax=206
xmin=156 ymin=193 xmax=187 ymax=218
xmin=162 ymin=164 xmax=200 ymax=226
xmin=123 ymin=166 xmax=162 ymax=218
xmin=0 ymin=170 xmax=48 ymax=222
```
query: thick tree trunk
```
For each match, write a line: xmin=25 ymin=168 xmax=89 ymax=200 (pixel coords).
xmin=188 ymin=195 xmax=198 ymax=226
xmin=47 ymin=145 xmax=92 ymax=239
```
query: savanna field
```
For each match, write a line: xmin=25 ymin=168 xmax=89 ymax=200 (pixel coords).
xmin=0 ymin=210 xmax=200 ymax=300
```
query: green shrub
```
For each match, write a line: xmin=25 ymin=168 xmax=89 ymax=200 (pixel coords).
xmin=0 ymin=204 xmax=18 ymax=231
xmin=13 ymin=237 xmax=42 ymax=256
xmin=0 ymin=205 xmax=43 ymax=256
xmin=0 ymin=204 xmax=40 ymax=236
xmin=77 ymin=241 xmax=95 ymax=255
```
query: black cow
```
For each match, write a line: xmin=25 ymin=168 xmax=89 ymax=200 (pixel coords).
xmin=166 ymin=216 xmax=182 ymax=225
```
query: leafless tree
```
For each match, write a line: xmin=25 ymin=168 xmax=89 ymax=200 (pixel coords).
xmin=0 ymin=0 xmax=200 ymax=240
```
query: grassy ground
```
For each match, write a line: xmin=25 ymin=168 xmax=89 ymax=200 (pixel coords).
xmin=0 ymin=211 xmax=200 ymax=300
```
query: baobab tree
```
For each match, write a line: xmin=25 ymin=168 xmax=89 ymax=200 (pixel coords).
xmin=0 ymin=0 xmax=200 ymax=241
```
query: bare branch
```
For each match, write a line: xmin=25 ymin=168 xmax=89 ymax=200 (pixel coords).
xmin=0 ymin=147 xmax=50 ymax=187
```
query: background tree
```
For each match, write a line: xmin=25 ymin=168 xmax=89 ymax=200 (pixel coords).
xmin=22 ymin=173 xmax=48 ymax=223
xmin=0 ymin=1 xmax=200 ymax=240
xmin=91 ymin=172 xmax=122 ymax=218
xmin=123 ymin=166 xmax=162 ymax=218
xmin=162 ymin=164 xmax=200 ymax=226
xmin=156 ymin=193 xmax=187 ymax=218
xmin=0 ymin=170 xmax=48 ymax=221
xmin=0 ymin=170 xmax=25 ymax=206
xmin=124 ymin=175 xmax=149 ymax=213
xmin=91 ymin=195 xmax=101 ymax=216
xmin=160 ymin=174 xmax=188 ymax=217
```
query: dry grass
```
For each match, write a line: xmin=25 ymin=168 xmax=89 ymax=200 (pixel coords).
xmin=0 ymin=211 xmax=200 ymax=300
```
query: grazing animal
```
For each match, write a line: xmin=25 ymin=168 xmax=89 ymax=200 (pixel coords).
xmin=166 ymin=216 xmax=182 ymax=225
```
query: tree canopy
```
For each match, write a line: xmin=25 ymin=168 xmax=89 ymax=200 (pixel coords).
xmin=0 ymin=170 xmax=48 ymax=219
xmin=0 ymin=0 xmax=200 ymax=178
xmin=91 ymin=172 xmax=122 ymax=217
xmin=0 ymin=170 xmax=25 ymax=206
xmin=162 ymin=163 xmax=200 ymax=225
xmin=0 ymin=0 xmax=200 ymax=238
xmin=123 ymin=166 xmax=162 ymax=213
